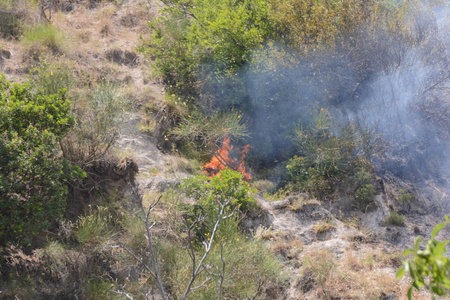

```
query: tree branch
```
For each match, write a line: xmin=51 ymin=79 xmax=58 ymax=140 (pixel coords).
xmin=130 ymin=183 xmax=167 ymax=300
xmin=181 ymin=200 xmax=231 ymax=300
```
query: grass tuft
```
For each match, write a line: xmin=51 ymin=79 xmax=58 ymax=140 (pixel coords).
xmin=75 ymin=206 xmax=116 ymax=247
xmin=22 ymin=23 xmax=65 ymax=53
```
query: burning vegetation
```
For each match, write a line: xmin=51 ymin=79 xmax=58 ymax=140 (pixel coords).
xmin=203 ymin=136 xmax=252 ymax=181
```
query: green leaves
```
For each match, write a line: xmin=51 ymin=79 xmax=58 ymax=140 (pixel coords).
xmin=182 ymin=168 xmax=256 ymax=211
xmin=397 ymin=218 xmax=450 ymax=299
xmin=142 ymin=0 xmax=273 ymax=101
xmin=0 ymin=76 xmax=81 ymax=244
xmin=181 ymin=169 xmax=256 ymax=243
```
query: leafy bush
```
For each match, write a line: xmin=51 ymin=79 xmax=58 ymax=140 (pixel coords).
xmin=142 ymin=0 xmax=273 ymax=101
xmin=140 ymin=0 xmax=275 ymax=158
xmin=182 ymin=168 xmax=256 ymax=212
xmin=397 ymin=217 xmax=450 ymax=299
xmin=0 ymin=76 xmax=83 ymax=244
xmin=118 ymin=169 xmax=283 ymax=299
xmin=202 ymin=219 xmax=285 ymax=299
xmin=384 ymin=211 xmax=405 ymax=227
xmin=181 ymin=169 xmax=257 ymax=242
xmin=355 ymin=183 xmax=375 ymax=209
xmin=156 ymin=212 xmax=285 ymax=299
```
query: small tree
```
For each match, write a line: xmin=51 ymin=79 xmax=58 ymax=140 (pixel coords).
xmin=0 ymin=76 xmax=83 ymax=244
xmin=122 ymin=169 xmax=258 ymax=299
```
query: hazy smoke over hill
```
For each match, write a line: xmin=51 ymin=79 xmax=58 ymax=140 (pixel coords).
xmin=245 ymin=4 xmax=449 ymax=205
xmin=340 ymin=5 xmax=450 ymax=183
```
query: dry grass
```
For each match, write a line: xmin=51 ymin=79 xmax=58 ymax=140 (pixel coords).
xmin=298 ymin=247 xmax=399 ymax=299
xmin=47 ymin=1 xmax=149 ymax=87
xmin=252 ymin=179 xmax=275 ymax=193
xmin=271 ymin=239 xmax=303 ymax=260
xmin=162 ymin=154 xmax=203 ymax=175
xmin=312 ymin=219 xmax=336 ymax=236
xmin=295 ymin=242 xmax=423 ymax=299
xmin=254 ymin=226 xmax=289 ymax=241
xmin=324 ymin=267 xmax=399 ymax=299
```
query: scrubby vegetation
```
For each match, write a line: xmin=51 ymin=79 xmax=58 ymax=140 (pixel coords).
xmin=384 ymin=211 xmax=406 ymax=227
xmin=0 ymin=77 xmax=83 ymax=245
xmin=143 ymin=0 xmax=447 ymax=169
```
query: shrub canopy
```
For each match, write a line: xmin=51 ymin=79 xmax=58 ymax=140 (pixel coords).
xmin=0 ymin=76 xmax=83 ymax=244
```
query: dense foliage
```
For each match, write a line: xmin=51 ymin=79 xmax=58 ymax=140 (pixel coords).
xmin=0 ymin=77 xmax=82 ymax=244
xmin=142 ymin=0 xmax=445 ymax=172
xmin=181 ymin=168 xmax=257 ymax=240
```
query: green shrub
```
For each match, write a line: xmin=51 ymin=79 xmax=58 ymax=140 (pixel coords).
xmin=353 ymin=170 xmax=375 ymax=210
xmin=355 ymin=184 xmax=374 ymax=208
xmin=181 ymin=169 xmax=257 ymax=244
xmin=207 ymin=220 xmax=285 ymax=298
xmin=181 ymin=168 xmax=256 ymax=212
xmin=141 ymin=0 xmax=273 ymax=101
xmin=156 ymin=216 xmax=285 ymax=299
xmin=384 ymin=211 xmax=405 ymax=227
xmin=119 ymin=169 xmax=283 ymax=299
xmin=0 ymin=76 xmax=83 ymax=245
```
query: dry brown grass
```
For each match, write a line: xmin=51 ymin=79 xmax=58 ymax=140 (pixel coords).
xmin=295 ymin=243 xmax=426 ymax=299
xmin=271 ymin=239 xmax=303 ymax=260
xmin=254 ymin=226 xmax=289 ymax=241
xmin=312 ymin=219 xmax=336 ymax=236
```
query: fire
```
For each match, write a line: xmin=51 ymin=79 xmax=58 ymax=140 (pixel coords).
xmin=203 ymin=136 xmax=252 ymax=181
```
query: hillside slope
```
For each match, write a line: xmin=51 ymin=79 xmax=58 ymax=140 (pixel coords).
xmin=0 ymin=1 xmax=449 ymax=299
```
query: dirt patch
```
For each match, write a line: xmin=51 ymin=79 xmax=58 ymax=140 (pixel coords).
xmin=105 ymin=49 xmax=138 ymax=66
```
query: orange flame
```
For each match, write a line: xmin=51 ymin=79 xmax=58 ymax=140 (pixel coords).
xmin=203 ymin=136 xmax=252 ymax=181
